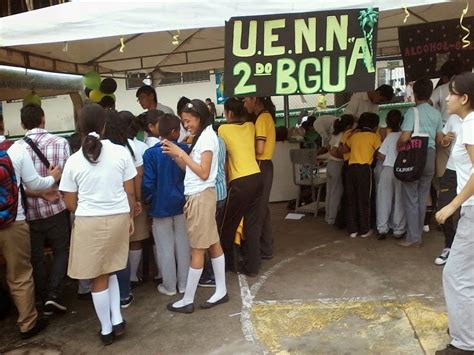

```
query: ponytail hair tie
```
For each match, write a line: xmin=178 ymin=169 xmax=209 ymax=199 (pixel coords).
xmin=88 ymin=132 xmax=100 ymax=139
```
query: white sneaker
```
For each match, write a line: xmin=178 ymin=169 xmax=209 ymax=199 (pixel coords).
xmin=157 ymin=284 xmax=176 ymax=296
xmin=360 ymin=230 xmax=373 ymax=238
xmin=349 ymin=233 xmax=358 ymax=238
xmin=435 ymin=248 xmax=450 ymax=265
xmin=423 ymin=225 xmax=430 ymax=232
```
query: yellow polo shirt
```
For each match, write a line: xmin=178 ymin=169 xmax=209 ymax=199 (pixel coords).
xmin=346 ymin=131 xmax=381 ymax=165
xmin=218 ymin=122 xmax=260 ymax=182
xmin=255 ymin=112 xmax=276 ymax=160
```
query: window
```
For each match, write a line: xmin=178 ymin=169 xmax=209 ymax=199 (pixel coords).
xmin=158 ymin=70 xmax=210 ymax=86
xmin=126 ymin=72 xmax=149 ymax=90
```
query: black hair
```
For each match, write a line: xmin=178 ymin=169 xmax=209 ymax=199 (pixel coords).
xmin=333 ymin=114 xmax=355 ymax=135
xmin=20 ymin=104 xmax=44 ymax=130
xmin=205 ymin=98 xmax=212 ymax=102
xmin=158 ymin=114 xmax=181 ymax=139
xmin=306 ymin=115 xmax=316 ymax=127
xmin=256 ymin=96 xmax=276 ymax=121
xmin=375 ymin=84 xmax=394 ymax=102
xmin=118 ymin=111 xmax=135 ymax=139
xmin=449 ymin=72 xmax=474 ymax=110
xmin=386 ymin=110 xmax=403 ymax=132
xmin=182 ymin=99 xmax=212 ymax=151
xmin=98 ymin=95 xmax=115 ymax=110
xmin=136 ymin=85 xmax=157 ymax=104
xmin=104 ymin=110 xmax=135 ymax=159
xmin=177 ymin=96 xmax=191 ymax=116
xmin=440 ymin=59 xmax=463 ymax=79
xmin=68 ymin=132 xmax=82 ymax=154
xmin=79 ymin=103 xmax=106 ymax=164
xmin=413 ymin=77 xmax=433 ymax=101
xmin=144 ymin=109 xmax=164 ymax=133
xmin=358 ymin=112 xmax=380 ymax=130
xmin=224 ymin=97 xmax=246 ymax=121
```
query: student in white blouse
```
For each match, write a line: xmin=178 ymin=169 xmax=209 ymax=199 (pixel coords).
xmin=436 ymin=72 xmax=474 ymax=354
xmin=59 ymin=104 xmax=136 ymax=346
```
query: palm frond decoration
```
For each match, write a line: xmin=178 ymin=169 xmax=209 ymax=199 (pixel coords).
xmin=358 ymin=7 xmax=379 ymax=71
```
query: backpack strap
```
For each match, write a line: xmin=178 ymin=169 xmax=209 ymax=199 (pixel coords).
xmin=413 ymin=107 xmax=421 ymax=135
xmin=23 ymin=136 xmax=51 ymax=168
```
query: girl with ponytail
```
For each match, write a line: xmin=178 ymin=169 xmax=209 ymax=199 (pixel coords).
xmin=59 ymin=103 xmax=137 ymax=345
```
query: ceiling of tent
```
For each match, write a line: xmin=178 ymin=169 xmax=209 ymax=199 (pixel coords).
xmin=0 ymin=1 xmax=471 ymax=77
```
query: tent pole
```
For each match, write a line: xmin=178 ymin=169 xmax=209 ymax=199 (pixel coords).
xmin=283 ymin=95 xmax=290 ymax=128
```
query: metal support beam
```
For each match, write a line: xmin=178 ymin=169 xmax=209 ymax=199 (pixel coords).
xmin=283 ymin=95 xmax=290 ymax=128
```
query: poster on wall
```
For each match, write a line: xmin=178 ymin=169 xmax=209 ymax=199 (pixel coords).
xmin=399 ymin=17 xmax=474 ymax=82
xmin=224 ymin=8 xmax=379 ymax=97
xmin=215 ymin=72 xmax=228 ymax=104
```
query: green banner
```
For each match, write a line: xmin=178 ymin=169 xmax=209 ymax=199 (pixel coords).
xmin=224 ymin=8 xmax=379 ymax=97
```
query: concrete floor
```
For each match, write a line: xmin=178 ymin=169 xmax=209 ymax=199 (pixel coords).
xmin=0 ymin=203 xmax=450 ymax=354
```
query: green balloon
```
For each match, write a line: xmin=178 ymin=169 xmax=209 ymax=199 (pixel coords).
xmin=84 ymin=71 xmax=101 ymax=90
xmin=23 ymin=93 xmax=42 ymax=107
xmin=105 ymin=93 xmax=116 ymax=101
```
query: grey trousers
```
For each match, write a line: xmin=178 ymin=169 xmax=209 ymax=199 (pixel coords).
xmin=401 ymin=148 xmax=435 ymax=243
xmin=325 ymin=160 xmax=344 ymax=224
xmin=152 ymin=215 xmax=190 ymax=292
xmin=443 ymin=205 xmax=474 ymax=351
xmin=376 ymin=166 xmax=406 ymax=235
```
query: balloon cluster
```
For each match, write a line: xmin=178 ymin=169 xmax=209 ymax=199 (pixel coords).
xmin=83 ymin=72 xmax=117 ymax=105
xmin=23 ymin=92 xmax=42 ymax=107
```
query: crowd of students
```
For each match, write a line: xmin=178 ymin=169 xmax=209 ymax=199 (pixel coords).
xmin=320 ymin=69 xmax=474 ymax=354
xmin=0 ymin=86 xmax=276 ymax=345
xmin=0 ymin=67 xmax=473 ymax=352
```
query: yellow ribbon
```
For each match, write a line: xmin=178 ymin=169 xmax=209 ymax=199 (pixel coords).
xmin=403 ymin=5 xmax=410 ymax=23
xmin=119 ymin=36 xmax=125 ymax=53
xmin=460 ymin=0 xmax=470 ymax=48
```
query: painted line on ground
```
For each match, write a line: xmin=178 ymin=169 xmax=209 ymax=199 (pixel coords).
xmin=239 ymin=240 xmax=340 ymax=348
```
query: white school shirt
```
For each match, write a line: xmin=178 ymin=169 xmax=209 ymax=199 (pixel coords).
xmin=379 ymin=132 xmax=402 ymax=167
xmin=313 ymin=115 xmax=337 ymax=147
xmin=442 ymin=114 xmax=463 ymax=171
xmin=133 ymin=138 xmax=148 ymax=159
xmin=127 ymin=139 xmax=143 ymax=167
xmin=328 ymin=133 xmax=343 ymax=161
xmin=452 ymin=112 xmax=474 ymax=207
xmin=430 ymin=83 xmax=450 ymax=123
xmin=145 ymin=136 xmax=160 ymax=148
xmin=184 ymin=125 xmax=218 ymax=196
xmin=7 ymin=142 xmax=55 ymax=221
xmin=343 ymin=92 xmax=378 ymax=121
xmin=59 ymin=140 xmax=137 ymax=216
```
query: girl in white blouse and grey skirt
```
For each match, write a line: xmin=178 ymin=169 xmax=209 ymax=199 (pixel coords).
xmin=59 ymin=104 xmax=136 ymax=345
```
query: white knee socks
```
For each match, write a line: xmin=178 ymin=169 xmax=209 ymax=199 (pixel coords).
xmin=108 ymin=274 xmax=123 ymax=326
xmin=129 ymin=249 xmax=142 ymax=282
xmin=207 ymin=255 xmax=227 ymax=303
xmin=172 ymin=267 xmax=202 ymax=307
xmin=91 ymin=289 xmax=112 ymax=335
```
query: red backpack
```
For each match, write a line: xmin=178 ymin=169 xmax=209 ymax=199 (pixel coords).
xmin=0 ymin=150 xmax=18 ymax=228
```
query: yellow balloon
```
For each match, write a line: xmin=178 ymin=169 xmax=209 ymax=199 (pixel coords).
xmin=89 ymin=89 xmax=104 ymax=103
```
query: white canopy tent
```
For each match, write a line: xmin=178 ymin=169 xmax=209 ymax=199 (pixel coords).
xmin=0 ymin=0 xmax=470 ymax=78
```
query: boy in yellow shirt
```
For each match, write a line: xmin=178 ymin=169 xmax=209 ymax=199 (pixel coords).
xmin=342 ymin=112 xmax=381 ymax=238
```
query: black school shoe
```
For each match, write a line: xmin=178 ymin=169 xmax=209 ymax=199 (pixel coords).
xmin=166 ymin=302 xmax=194 ymax=314
xmin=435 ymin=344 xmax=474 ymax=354
xmin=200 ymin=294 xmax=229 ymax=309
xmin=113 ymin=320 xmax=126 ymax=337
xmin=100 ymin=331 xmax=114 ymax=346
xmin=20 ymin=317 xmax=48 ymax=339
